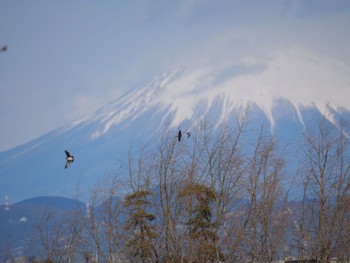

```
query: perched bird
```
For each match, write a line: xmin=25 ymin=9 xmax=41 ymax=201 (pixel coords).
xmin=177 ymin=130 xmax=182 ymax=142
xmin=0 ymin=46 xmax=7 ymax=53
xmin=186 ymin=132 xmax=191 ymax=138
xmin=65 ymin=150 xmax=74 ymax=169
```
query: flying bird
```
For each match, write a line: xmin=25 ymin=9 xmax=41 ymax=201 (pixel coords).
xmin=0 ymin=46 xmax=7 ymax=53
xmin=177 ymin=130 xmax=182 ymax=142
xmin=186 ymin=132 xmax=191 ymax=138
xmin=65 ymin=150 xmax=74 ymax=169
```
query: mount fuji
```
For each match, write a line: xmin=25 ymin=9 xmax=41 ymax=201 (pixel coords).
xmin=1 ymin=47 xmax=350 ymax=204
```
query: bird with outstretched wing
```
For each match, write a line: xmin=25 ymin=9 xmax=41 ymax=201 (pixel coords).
xmin=65 ymin=150 xmax=74 ymax=169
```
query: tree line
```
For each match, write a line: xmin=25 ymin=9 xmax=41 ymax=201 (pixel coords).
xmin=3 ymin=109 xmax=350 ymax=263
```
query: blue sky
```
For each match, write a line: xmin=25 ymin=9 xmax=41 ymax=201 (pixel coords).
xmin=0 ymin=0 xmax=350 ymax=151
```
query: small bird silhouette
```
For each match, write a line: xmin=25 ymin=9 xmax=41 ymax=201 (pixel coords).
xmin=0 ymin=46 xmax=7 ymax=53
xmin=65 ymin=150 xmax=74 ymax=169
xmin=177 ymin=130 xmax=182 ymax=142
xmin=186 ymin=132 xmax=191 ymax=138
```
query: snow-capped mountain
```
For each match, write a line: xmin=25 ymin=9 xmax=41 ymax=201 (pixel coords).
xmin=1 ymin=48 xmax=349 ymax=203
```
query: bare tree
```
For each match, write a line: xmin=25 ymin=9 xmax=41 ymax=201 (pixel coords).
xmin=84 ymin=174 xmax=127 ymax=262
xmin=235 ymin=125 xmax=288 ymax=262
xmin=149 ymin=126 xmax=191 ymax=262
xmin=30 ymin=205 xmax=85 ymax=262
xmin=203 ymin=111 xmax=251 ymax=254
xmin=299 ymin=113 xmax=350 ymax=262
xmin=0 ymin=235 xmax=14 ymax=263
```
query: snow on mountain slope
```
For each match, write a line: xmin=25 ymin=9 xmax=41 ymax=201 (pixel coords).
xmin=81 ymin=47 xmax=350 ymax=139
xmin=0 ymin=47 xmax=349 ymax=203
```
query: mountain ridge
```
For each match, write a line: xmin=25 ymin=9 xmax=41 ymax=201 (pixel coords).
xmin=0 ymin=48 xmax=349 ymax=204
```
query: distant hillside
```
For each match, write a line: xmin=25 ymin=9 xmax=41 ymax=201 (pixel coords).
xmin=14 ymin=196 xmax=85 ymax=210
xmin=0 ymin=196 xmax=86 ymax=258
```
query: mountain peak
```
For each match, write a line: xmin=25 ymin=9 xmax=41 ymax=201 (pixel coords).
xmin=85 ymin=48 xmax=350 ymax=139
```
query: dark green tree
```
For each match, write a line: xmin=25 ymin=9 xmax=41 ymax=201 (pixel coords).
xmin=124 ymin=190 xmax=158 ymax=263
xmin=180 ymin=183 xmax=224 ymax=262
